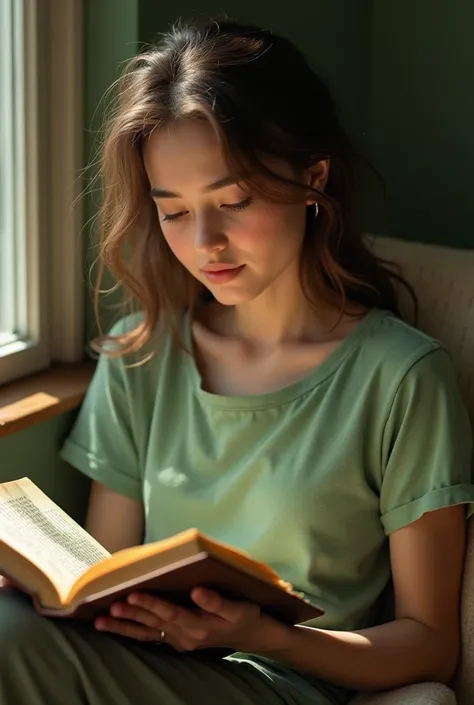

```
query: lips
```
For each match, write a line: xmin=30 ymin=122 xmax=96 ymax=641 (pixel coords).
xmin=201 ymin=263 xmax=240 ymax=272
xmin=200 ymin=264 xmax=245 ymax=284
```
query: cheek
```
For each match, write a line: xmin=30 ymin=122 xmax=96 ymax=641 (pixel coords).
xmin=236 ymin=205 xmax=304 ymax=255
xmin=161 ymin=227 xmax=193 ymax=265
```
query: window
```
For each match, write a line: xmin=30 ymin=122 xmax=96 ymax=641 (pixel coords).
xmin=0 ymin=0 xmax=83 ymax=386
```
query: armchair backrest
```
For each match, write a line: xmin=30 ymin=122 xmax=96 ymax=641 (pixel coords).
xmin=371 ymin=236 xmax=474 ymax=705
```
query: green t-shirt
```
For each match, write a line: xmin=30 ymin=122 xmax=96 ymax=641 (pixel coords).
xmin=61 ymin=308 xmax=474 ymax=704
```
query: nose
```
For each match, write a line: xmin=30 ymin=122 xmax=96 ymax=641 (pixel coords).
xmin=193 ymin=212 xmax=227 ymax=254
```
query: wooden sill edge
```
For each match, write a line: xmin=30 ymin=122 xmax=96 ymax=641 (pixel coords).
xmin=0 ymin=362 xmax=95 ymax=439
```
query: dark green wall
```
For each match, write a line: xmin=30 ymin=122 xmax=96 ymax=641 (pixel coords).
xmin=368 ymin=0 xmax=474 ymax=247
xmin=139 ymin=1 xmax=373 ymax=141
xmin=83 ymin=0 xmax=139 ymax=341
xmin=123 ymin=0 xmax=474 ymax=250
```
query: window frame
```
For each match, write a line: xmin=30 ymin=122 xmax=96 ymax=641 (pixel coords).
xmin=0 ymin=0 xmax=84 ymax=387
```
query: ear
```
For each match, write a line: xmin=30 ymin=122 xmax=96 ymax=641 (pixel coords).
xmin=305 ymin=159 xmax=330 ymax=204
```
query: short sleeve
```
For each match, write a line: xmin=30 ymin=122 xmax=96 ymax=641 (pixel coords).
xmin=380 ymin=348 xmax=474 ymax=534
xmin=60 ymin=324 xmax=142 ymax=501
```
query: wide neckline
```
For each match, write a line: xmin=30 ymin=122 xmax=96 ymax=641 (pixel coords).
xmin=183 ymin=308 xmax=386 ymax=410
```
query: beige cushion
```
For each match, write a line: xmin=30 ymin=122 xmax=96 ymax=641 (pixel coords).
xmin=452 ymin=516 xmax=474 ymax=704
xmin=350 ymin=682 xmax=456 ymax=705
xmin=370 ymin=236 xmax=474 ymax=427
xmin=349 ymin=237 xmax=474 ymax=705
xmin=371 ymin=237 xmax=474 ymax=705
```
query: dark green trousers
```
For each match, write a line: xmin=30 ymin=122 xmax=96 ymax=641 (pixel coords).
xmin=0 ymin=590 xmax=318 ymax=705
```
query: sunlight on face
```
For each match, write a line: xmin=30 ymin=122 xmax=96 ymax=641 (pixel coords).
xmin=143 ymin=119 xmax=308 ymax=306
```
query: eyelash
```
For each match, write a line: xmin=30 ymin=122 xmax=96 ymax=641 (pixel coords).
xmin=161 ymin=196 xmax=253 ymax=223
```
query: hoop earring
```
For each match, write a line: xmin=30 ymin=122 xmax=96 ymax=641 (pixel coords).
xmin=306 ymin=203 xmax=319 ymax=221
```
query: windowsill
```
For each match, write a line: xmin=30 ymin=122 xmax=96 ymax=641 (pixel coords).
xmin=0 ymin=361 xmax=95 ymax=439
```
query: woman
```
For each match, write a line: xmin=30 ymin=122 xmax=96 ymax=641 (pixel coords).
xmin=0 ymin=19 xmax=472 ymax=705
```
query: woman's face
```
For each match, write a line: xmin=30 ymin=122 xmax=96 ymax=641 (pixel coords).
xmin=143 ymin=119 xmax=310 ymax=307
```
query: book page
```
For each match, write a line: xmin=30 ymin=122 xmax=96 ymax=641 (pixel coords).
xmin=0 ymin=478 xmax=110 ymax=601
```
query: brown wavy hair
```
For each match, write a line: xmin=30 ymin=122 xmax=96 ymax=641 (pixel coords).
xmin=93 ymin=19 xmax=413 ymax=356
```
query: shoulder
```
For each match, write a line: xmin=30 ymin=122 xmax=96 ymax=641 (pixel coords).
xmin=107 ymin=310 xmax=146 ymax=337
xmin=363 ymin=309 xmax=442 ymax=363
xmin=360 ymin=312 xmax=470 ymax=451
xmin=344 ymin=309 xmax=466 ymax=428
xmin=359 ymin=309 xmax=448 ymax=385
xmin=91 ymin=309 xmax=189 ymax=392
xmin=101 ymin=309 xmax=186 ymax=360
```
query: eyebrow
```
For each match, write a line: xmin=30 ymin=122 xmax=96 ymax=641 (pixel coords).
xmin=150 ymin=175 xmax=237 ymax=199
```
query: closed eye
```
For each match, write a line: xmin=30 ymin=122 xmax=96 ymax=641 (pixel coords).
xmin=221 ymin=196 xmax=252 ymax=211
xmin=160 ymin=196 xmax=252 ymax=224
xmin=161 ymin=211 xmax=187 ymax=223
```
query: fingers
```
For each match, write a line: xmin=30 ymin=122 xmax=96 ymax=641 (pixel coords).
xmin=97 ymin=599 xmax=200 ymax=650
xmin=95 ymin=601 xmax=164 ymax=641
xmin=127 ymin=594 xmax=211 ymax=640
xmin=191 ymin=587 xmax=259 ymax=624
xmin=102 ymin=591 xmax=260 ymax=651
xmin=111 ymin=601 xmax=163 ymax=630
xmin=95 ymin=615 xmax=160 ymax=642
xmin=0 ymin=575 xmax=20 ymax=591
xmin=97 ymin=599 xmax=203 ymax=648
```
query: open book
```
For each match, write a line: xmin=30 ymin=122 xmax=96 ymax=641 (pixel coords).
xmin=0 ymin=478 xmax=322 ymax=624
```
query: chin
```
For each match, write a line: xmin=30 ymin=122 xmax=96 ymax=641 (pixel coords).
xmin=209 ymin=293 xmax=248 ymax=306
xmin=206 ymin=287 xmax=259 ymax=306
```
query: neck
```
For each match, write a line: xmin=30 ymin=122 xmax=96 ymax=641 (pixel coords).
xmin=226 ymin=269 xmax=336 ymax=347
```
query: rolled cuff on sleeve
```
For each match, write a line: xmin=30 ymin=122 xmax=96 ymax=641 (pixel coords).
xmin=381 ymin=484 xmax=474 ymax=535
xmin=60 ymin=440 xmax=143 ymax=501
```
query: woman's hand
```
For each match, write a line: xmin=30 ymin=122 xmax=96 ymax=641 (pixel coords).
xmin=95 ymin=587 xmax=289 ymax=653
xmin=0 ymin=575 xmax=19 ymax=590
